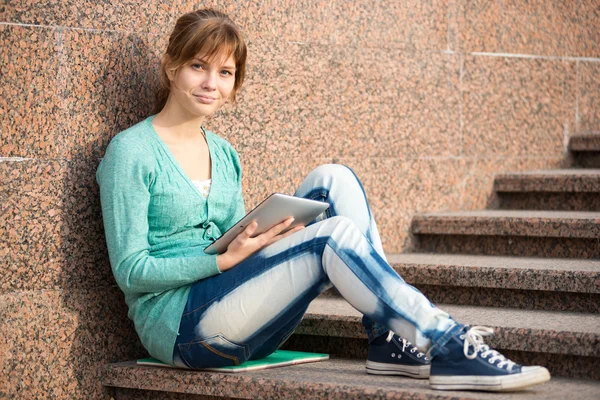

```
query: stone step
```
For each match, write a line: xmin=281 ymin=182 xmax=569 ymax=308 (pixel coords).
xmin=570 ymin=134 xmax=600 ymax=152
xmin=295 ymin=298 xmax=600 ymax=357
xmin=284 ymin=298 xmax=600 ymax=379
xmin=283 ymin=298 xmax=600 ymax=380
xmin=411 ymin=211 xmax=600 ymax=259
xmin=570 ymin=133 xmax=600 ymax=168
xmin=493 ymin=170 xmax=600 ymax=211
xmin=386 ymin=253 xmax=600 ymax=313
xmin=103 ymin=359 xmax=600 ymax=400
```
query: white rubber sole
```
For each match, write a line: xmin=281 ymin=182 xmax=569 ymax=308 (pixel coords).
xmin=429 ymin=366 xmax=551 ymax=392
xmin=366 ymin=360 xmax=431 ymax=379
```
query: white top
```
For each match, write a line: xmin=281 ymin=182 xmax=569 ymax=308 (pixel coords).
xmin=190 ymin=179 xmax=212 ymax=198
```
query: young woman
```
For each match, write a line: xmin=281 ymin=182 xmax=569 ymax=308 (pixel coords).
xmin=97 ymin=9 xmax=550 ymax=392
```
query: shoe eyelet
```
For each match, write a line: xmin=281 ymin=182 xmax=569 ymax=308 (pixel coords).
xmin=410 ymin=348 xmax=416 ymax=353
xmin=391 ymin=353 xmax=395 ymax=357
xmin=417 ymin=354 xmax=422 ymax=358
xmin=488 ymin=359 xmax=495 ymax=364
xmin=459 ymin=335 xmax=465 ymax=340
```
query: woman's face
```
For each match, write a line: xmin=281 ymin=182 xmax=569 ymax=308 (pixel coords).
xmin=169 ymin=52 xmax=236 ymax=119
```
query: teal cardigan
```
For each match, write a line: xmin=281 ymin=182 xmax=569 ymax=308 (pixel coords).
xmin=96 ymin=116 xmax=245 ymax=364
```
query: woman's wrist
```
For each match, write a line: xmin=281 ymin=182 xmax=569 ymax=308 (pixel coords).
xmin=216 ymin=253 xmax=235 ymax=272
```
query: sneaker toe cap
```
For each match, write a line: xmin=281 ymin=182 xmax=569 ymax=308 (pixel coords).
xmin=521 ymin=366 xmax=551 ymax=380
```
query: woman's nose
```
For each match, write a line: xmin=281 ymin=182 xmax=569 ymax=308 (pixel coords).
xmin=201 ymin=72 xmax=217 ymax=90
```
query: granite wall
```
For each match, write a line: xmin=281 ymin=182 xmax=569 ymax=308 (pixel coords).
xmin=1 ymin=1 xmax=599 ymax=398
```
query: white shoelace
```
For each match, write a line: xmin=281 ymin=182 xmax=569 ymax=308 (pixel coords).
xmin=462 ymin=326 xmax=516 ymax=372
xmin=385 ymin=331 xmax=428 ymax=360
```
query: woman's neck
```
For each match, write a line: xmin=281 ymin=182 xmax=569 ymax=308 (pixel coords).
xmin=153 ymin=100 xmax=206 ymax=142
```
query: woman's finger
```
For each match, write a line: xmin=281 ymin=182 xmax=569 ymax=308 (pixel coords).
xmin=266 ymin=217 xmax=294 ymax=237
xmin=266 ymin=225 xmax=304 ymax=246
xmin=241 ymin=220 xmax=258 ymax=239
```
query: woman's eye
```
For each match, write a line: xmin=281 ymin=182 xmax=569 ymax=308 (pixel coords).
xmin=220 ymin=70 xmax=233 ymax=76
xmin=192 ymin=63 xmax=204 ymax=70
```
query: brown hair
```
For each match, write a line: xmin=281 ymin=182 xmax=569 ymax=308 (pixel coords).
xmin=153 ymin=9 xmax=247 ymax=114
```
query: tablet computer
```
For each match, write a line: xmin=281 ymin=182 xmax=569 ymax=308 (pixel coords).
xmin=204 ymin=193 xmax=329 ymax=255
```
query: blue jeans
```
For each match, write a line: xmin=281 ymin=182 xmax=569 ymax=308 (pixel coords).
xmin=173 ymin=164 xmax=459 ymax=369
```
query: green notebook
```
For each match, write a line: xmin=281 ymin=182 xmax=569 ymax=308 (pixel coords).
xmin=137 ymin=350 xmax=329 ymax=373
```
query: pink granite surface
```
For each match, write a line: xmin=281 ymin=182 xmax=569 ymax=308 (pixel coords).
xmin=496 ymin=192 xmax=600 ymax=212
xmin=494 ymin=170 xmax=600 ymax=193
xmin=0 ymin=25 xmax=65 ymax=158
xmin=1 ymin=159 xmax=114 ymax=293
xmin=415 ymin=234 xmax=599 ymax=259
xmin=387 ymin=254 xmax=600 ymax=294
xmin=297 ymin=298 xmax=600 ymax=358
xmin=412 ymin=210 xmax=600 ymax=238
xmin=103 ymin=359 xmax=600 ymax=400
xmin=0 ymin=288 xmax=146 ymax=399
xmin=570 ymin=134 xmax=600 ymax=151
xmin=2 ymin=1 xmax=599 ymax=399
xmin=460 ymin=157 xmax=568 ymax=211
xmin=415 ymin=285 xmax=599 ymax=313
xmin=454 ymin=0 xmax=599 ymax=58
xmin=2 ymin=159 xmax=67 ymax=292
xmin=2 ymin=0 xmax=177 ymax=33
xmin=461 ymin=55 xmax=575 ymax=158
xmin=578 ymin=63 xmax=600 ymax=134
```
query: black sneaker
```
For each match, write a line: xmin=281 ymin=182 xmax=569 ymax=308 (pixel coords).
xmin=429 ymin=326 xmax=550 ymax=391
xmin=366 ymin=331 xmax=431 ymax=378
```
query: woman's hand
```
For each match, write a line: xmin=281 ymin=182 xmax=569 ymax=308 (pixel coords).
xmin=216 ymin=217 xmax=304 ymax=272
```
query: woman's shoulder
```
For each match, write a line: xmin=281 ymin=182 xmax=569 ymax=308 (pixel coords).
xmin=107 ymin=117 xmax=155 ymax=153
xmin=99 ymin=117 xmax=157 ymax=175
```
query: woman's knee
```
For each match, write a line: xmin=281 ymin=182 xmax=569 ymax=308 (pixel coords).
xmin=307 ymin=164 xmax=359 ymax=185
xmin=321 ymin=215 xmax=361 ymax=239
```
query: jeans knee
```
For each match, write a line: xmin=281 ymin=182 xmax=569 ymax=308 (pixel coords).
xmin=323 ymin=216 xmax=361 ymax=240
xmin=308 ymin=164 xmax=358 ymax=184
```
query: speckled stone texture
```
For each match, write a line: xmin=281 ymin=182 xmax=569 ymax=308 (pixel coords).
xmin=389 ymin=254 xmax=600 ymax=294
xmin=0 ymin=25 xmax=65 ymax=158
xmin=570 ymin=134 xmax=600 ymax=151
xmin=2 ymin=1 xmax=600 ymax=399
xmin=281 ymin=337 xmax=600 ymax=381
xmin=414 ymin=234 xmax=600 ymax=259
xmin=116 ymin=389 xmax=227 ymax=400
xmin=460 ymin=157 xmax=569 ymax=211
xmin=412 ymin=211 xmax=600 ymax=238
xmin=1 ymin=159 xmax=114 ymax=293
xmin=296 ymin=298 xmax=600 ymax=357
xmin=0 ymin=288 xmax=146 ymax=399
xmin=461 ymin=55 xmax=575 ymax=159
xmin=454 ymin=0 xmax=599 ymax=58
xmin=570 ymin=134 xmax=600 ymax=169
xmin=415 ymin=286 xmax=599 ymax=313
xmin=493 ymin=169 xmax=600 ymax=211
xmin=494 ymin=170 xmax=600 ymax=193
xmin=497 ymin=192 xmax=600 ymax=211
xmin=103 ymin=359 xmax=600 ymax=399
xmin=2 ymin=0 xmax=177 ymax=33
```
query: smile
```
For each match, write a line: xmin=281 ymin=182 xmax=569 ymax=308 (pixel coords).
xmin=193 ymin=94 xmax=218 ymax=104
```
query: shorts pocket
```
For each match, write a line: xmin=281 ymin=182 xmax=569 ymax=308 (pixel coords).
xmin=176 ymin=334 xmax=250 ymax=369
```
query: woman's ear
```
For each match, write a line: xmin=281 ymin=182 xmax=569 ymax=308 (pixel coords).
xmin=163 ymin=55 xmax=176 ymax=81
xmin=166 ymin=67 xmax=176 ymax=81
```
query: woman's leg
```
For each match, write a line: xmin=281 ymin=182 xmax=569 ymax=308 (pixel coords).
xmin=174 ymin=164 xmax=549 ymax=393
xmin=293 ymin=164 xmax=393 ymax=342
xmin=293 ymin=164 xmax=433 ymax=377
xmin=174 ymin=215 xmax=455 ymax=370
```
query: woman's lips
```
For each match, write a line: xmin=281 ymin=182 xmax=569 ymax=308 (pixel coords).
xmin=194 ymin=94 xmax=217 ymax=104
